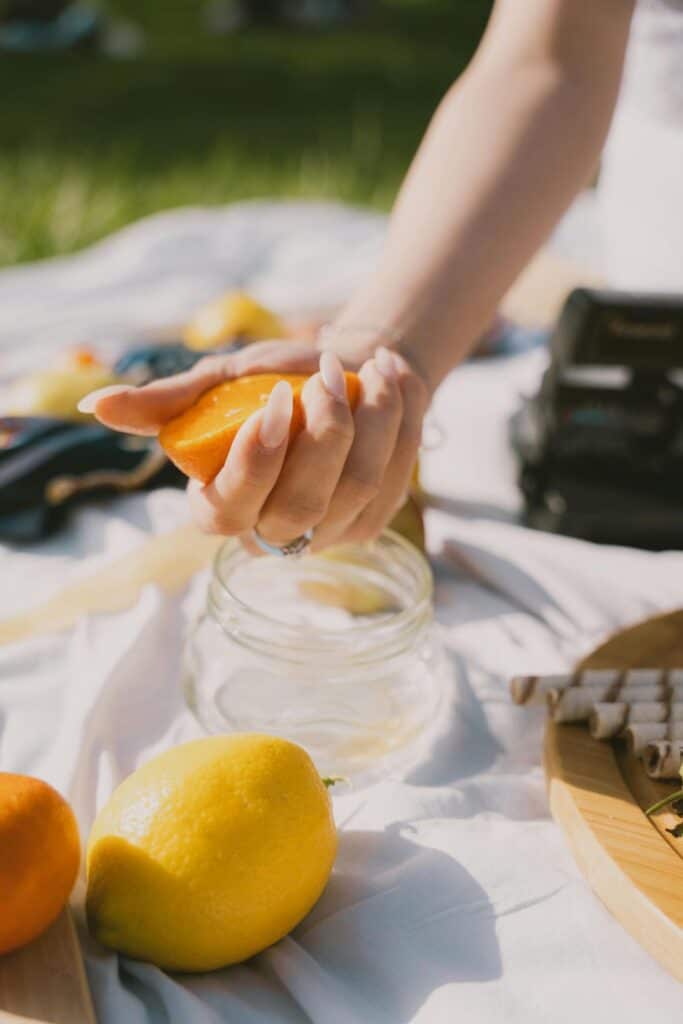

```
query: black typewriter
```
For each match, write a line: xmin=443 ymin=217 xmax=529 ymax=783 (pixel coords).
xmin=510 ymin=288 xmax=683 ymax=549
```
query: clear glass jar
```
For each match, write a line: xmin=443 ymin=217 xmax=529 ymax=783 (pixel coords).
xmin=183 ymin=531 xmax=447 ymax=784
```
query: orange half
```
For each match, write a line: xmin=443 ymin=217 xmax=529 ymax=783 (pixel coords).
xmin=160 ymin=371 xmax=361 ymax=484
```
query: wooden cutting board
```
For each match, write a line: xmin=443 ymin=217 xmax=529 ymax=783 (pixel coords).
xmin=0 ymin=908 xmax=96 ymax=1024
xmin=545 ymin=608 xmax=683 ymax=981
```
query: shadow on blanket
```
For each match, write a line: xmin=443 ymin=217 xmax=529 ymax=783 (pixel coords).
xmin=290 ymin=825 xmax=501 ymax=1020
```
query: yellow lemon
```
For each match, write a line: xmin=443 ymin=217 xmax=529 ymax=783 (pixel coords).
xmin=86 ymin=734 xmax=337 ymax=971
xmin=7 ymin=365 xmax=121 ymax=421
xmin=184 ymin=291 xmax=286 ymax=350
xmin=389 ymin=494 xmax=425 ymax=552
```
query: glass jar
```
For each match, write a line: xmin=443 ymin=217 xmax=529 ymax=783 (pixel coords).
xmin=183 ymin=530 xmax=447 ymax=784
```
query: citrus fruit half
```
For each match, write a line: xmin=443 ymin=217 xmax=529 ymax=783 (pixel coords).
xmin=159 ymin=371 xmax=360 ymax=484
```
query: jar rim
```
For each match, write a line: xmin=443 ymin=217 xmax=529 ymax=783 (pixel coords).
xmin=209 ymin=529 xmax=433 ymax=652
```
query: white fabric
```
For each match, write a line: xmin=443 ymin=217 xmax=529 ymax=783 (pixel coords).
xmin=0 ymin=201 xmax=386 ymax=381
xmin=598 ymin=0 xmax=683 ymax=290
xmin=1 ymin=202 xmax=682 ymax=1022
xmin=619 ymin=0 xmax=683 ymax=129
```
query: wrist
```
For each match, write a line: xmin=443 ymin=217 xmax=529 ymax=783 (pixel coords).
xmin=317 ymin=321 xmax=437 ymax=397
xmin=316 ymin=322 xmax=400 ymax=366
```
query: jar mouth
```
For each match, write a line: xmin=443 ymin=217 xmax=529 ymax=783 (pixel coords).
xmin=207 ymin=529 xmax=433 ymax=662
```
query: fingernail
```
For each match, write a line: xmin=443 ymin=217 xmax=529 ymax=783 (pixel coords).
xmin=259 ymin=380 xmax=293 ymax=448
xmin=374 ymin=346 xmax=399 ymax=380
xmin=77 ymin=384 xmax=134 ymax=414
xmin=319 ymin=351 xmax=347 ymax=403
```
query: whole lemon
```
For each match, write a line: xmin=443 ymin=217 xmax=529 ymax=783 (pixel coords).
xmin=86 ymin=734 xmax=337 ymax=971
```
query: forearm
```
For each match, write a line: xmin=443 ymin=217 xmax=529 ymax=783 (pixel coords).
xmin=329 ymin=0 xmax=634 ymax=392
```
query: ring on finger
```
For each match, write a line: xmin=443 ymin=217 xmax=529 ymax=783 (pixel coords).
xmin=251 ymin=526 xmax=313 ymax=558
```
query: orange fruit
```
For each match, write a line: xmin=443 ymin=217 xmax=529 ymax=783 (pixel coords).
xmin=69 ymin=347 xmax=98 ymax=369
xmin=0 ymin=773 xmax=80 ymax=955
xmin=160 ymin=371 xmax=361 ymax=484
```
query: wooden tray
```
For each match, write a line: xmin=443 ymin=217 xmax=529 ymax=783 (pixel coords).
xmin=0 ymin=909 xmax=96 ymax=1024
xmin=545 ymin=608 xmax=683 ymax=981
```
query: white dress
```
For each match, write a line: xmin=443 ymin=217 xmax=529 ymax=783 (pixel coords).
xmin=598 ymin=0 xmax=683 ymax=291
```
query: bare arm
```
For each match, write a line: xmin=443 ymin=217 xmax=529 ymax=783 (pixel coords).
xmin=90 ymin=0 xmax=636 ymax=550
xmin=330 ymin=0 xmax=635 ymax=391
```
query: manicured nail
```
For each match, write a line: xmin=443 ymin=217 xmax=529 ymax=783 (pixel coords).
xmin=319 ymin=351 xmax=347 ymax=403
xmin=259 ymin=380 xmax=293 ymax=449
xmin=374 ymin=346 xmax=399 ymax=380
xmin=77 ymin=385 xmax=134 ymax=414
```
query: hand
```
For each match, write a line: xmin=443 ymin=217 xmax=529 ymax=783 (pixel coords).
xmin=85 ymin=339 xmax=430 ymax=551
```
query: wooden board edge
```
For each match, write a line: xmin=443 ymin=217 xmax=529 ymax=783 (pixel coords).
xmin=60 ymin=908 xmax=97 ymax=1024
xmin=0 ymin=1012 xmax=49 ymax=1024
xmin=0 ymin=907 xmax=97 ymax=1024
xmin=576 ymin=608 xmax=683 ymax=671
xmin=544 ymin=723 xmax=683 ymax=982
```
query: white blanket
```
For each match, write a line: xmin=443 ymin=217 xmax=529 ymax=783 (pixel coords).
xmin=1 ymin=202 xmax=681 ymax=1023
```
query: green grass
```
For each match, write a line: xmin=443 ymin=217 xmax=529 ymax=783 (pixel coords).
xmin=0 ymin=0 xmax=491 ymax=266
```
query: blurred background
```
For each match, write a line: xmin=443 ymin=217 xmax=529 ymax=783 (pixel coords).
xmin=0 ymin=0 xmax=493 ymax=267
xmin=6 ymin=0 xmax=680 ymax=554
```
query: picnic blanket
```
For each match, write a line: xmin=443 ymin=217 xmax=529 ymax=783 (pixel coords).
xmin=1 ymin=200 xmax=682 ymax=1023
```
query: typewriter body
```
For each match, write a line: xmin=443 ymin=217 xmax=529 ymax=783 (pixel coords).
xmin=510 ymin=288 xmax=683 ymax=549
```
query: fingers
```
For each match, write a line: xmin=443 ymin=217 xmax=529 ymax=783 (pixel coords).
xmin=230 ymin=339 xmax=322 ymax=377
xmin=188 ymin=380 xmax=293 ymax=535
xmin=87 ymin=355 xmax=237 ymax=436
xmin=256 ymin=352 xmax=355 ymax=545
xmin=86 ymin=340 xmax=322 ymax=437
xmin=342 ymin=352 xmax=429 ymax=544
xmin=310 ymin=348 xmax=403 ymax=551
